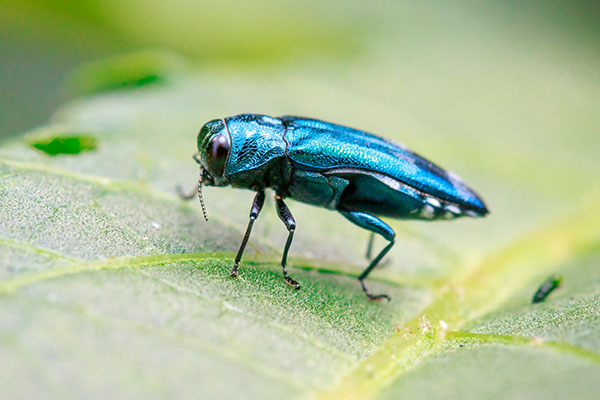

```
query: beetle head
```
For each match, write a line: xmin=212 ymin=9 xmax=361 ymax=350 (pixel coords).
xmin=196 ymin=119 xmax=232 ymax=186
xmin=191 ymin=119 xmax=232 ymax=221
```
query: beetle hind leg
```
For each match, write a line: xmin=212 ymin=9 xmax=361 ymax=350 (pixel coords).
xmin=365 ymin=232 xmax=392 ymax=268
xmin=340 ymin=210 xmax=396 ymax=301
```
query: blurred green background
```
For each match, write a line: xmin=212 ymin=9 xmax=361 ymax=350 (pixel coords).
xmin=1 ymin=0 xmax=599 ymax=139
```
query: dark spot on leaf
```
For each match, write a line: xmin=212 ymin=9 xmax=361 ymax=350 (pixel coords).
xmin=30 ymin=135 xmax=98 ymax=156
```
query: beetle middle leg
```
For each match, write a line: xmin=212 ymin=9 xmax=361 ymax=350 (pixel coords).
xmin=231 ymin=189 xmax=265 ymax=278
xmin=366 ymin=232 xmax=375 ymax=260
xmin=275 ymin=196 xmax=300 ymax=290
xmin=340 ymin=210 xmax=395 ymax=301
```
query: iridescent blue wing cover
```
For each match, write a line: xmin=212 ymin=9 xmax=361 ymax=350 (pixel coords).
xmin=281 ymin=116 xmax=488 ymax=218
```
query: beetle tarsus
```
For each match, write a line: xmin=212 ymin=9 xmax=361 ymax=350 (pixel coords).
xmin=360 ymin=279 xmax=391 ymax=301
xmin=284 ymin=270 xmax=301 ymax=290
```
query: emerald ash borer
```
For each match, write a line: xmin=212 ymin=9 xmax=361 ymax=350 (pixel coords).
xmin=179 ymin=114 xmax=489 ymax=300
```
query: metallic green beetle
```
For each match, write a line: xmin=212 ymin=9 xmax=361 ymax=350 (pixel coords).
xmin=180 ymin=114 xmax=488 ymax=300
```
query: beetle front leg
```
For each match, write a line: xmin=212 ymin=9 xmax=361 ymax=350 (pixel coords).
xmin=275 ymin=196 xmax=300 ymax=290
xmin=176 ymin=183 xmax=198 ymax=200
xmin=231 ymin=189 xmax=265 ymax=278
xmin=176 ymin=153 xmax=204 ymax=200
xmin=340 ymin=210 xmax=396 ymax=301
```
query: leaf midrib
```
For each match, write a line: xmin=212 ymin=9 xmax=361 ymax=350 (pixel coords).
xmin=320 ymin=195 xmax=600 ymax=399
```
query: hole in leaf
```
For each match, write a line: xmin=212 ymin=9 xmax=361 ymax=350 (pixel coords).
xmin=30 ymin=135 xmax=98 ymax=156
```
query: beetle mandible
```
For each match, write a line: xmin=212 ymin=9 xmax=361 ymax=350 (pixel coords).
xmin=179 ymin=114 xmax=489 ymax=300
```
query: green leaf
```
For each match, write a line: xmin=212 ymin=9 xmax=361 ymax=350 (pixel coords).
xmin=2 ymin=4 xmax=600 ymax=396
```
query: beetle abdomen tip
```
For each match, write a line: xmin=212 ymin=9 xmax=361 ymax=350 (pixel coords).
xmin=417 ymin=195 xmax=489 ymax=220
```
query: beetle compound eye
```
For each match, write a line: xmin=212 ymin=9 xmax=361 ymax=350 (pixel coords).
xmin=206 ymin=134 xmax=230 ymax=177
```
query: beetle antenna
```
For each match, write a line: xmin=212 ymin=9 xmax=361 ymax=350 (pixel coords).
xmin=198 ymin=168 xmax=208 ymax=221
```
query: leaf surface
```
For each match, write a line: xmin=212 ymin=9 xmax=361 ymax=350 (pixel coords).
xmin=2 ymin=3 xmax=600 ymax=398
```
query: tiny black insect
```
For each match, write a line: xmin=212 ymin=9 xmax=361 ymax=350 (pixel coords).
xmin=532 ymin=275 xmax=562 ymax=303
